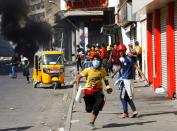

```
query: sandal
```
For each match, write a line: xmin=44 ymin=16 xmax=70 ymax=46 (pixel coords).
xmin=129 ymin=112 xmax=138 ymax=118
xmin=118 ymin=113 xmax=128 ymax=119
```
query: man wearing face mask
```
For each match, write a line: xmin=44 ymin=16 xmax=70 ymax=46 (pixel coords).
xmin=76 ymin=55 xmax=112 ymax=130
xmin=112 ymin=44 xmax=148 ymax=119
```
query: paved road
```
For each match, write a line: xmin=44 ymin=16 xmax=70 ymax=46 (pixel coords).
xmin=0 ymin=65 xmax=75 ymax=131
xmin=70 ymin=78 xmax=177 ymax=131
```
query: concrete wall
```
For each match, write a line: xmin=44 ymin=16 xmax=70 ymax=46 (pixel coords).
xmin=132 ymin=0 xmax=153 ymax=13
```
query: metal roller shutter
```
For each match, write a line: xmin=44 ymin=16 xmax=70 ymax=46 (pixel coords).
xmin=174 ymin=1 xmax=177 ymax=95
xmin=160 ymin=7 xmax=168 ymax=90
xmin=141 ymin=20 xmax=148 ymax=76
xmin=152 ymin=13 xmax=155 ymax=78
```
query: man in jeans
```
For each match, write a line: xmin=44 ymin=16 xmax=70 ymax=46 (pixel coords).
xmin=112 ymin=44 xmax=148 ymax=118
xmin=11 ymin=55 xmax=18 ymax=78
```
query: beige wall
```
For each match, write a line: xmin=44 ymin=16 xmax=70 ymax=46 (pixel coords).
xmin=132 ymin=0 xmax=153 ymax=13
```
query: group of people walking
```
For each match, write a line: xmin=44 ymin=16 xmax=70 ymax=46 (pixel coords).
xmin=75 ymin=42 xmax=148 ymax=130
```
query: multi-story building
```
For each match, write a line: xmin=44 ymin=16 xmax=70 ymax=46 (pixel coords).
xmin=28 ymin=0 xmax=60 ymax=25
xmin=28 ymin=0 xmax=46 ymax=22
xmin=118 ymin=0 xmax=138 ymax=46
xmin=117 ymin=0 xmax=147 ymax=79
xmin=54 ymin=0 xmax=119 ymax=60
xmin=131 ymin=0 xmax=177 ymax=99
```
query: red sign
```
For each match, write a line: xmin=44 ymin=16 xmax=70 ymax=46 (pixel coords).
xmin=65 ymin=0 xmax=108 ymax=10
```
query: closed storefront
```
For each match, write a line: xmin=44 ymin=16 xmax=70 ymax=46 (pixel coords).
xmin=174 ymin=1 xmax=177 ymax=96
xmin=152 ymin=13 xmax=155 ymax=82
xmin=160 ymin=7 xmax=168 ymax=90
xmin=134 ymin=0 xmax=177 ymax=99
xmin=140 ymin=20 xmax=148 ymax=76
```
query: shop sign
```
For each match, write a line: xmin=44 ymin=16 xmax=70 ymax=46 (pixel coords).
xmin=65 ymin=0 xmax=108 ymax=10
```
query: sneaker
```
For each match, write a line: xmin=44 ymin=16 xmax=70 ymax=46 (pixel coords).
xmin=89 ymin=122 xmax=96 ymax=130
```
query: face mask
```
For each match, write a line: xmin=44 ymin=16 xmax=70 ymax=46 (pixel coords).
xmin=119 ymin=57 xmax=125 ymax=63
xmin=92 ymin=60 xmax=100 ymax=68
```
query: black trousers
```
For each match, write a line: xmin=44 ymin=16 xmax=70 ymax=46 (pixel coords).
xmin=83 ymin=91 xmax=104 ymax=116
xmin=76 ymin=60 xmax=82 ymax=71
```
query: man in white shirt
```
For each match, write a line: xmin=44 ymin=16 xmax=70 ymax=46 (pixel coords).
xmin=20 ymin=54 xmax=30 ymax=83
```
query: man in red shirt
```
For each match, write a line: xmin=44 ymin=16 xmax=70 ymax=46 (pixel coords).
xmin=100 ymin=44 xmax=108 ymax=72
xmin=110 ymin=43 xmax=121 ymax=77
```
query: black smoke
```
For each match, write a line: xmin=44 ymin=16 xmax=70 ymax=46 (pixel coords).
xmin=0 ymin=0 xmax=52 ymax=58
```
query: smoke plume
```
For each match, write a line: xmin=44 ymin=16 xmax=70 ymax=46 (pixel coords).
xmin=0 ymin=0 xmax=52 ymax=58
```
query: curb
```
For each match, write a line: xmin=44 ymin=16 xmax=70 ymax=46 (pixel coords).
xmin=65 ymin=83 xmax=76 ymax=131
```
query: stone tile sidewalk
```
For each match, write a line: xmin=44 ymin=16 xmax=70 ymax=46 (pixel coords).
xmin=68 ymin=79 xmax=177 ymax=131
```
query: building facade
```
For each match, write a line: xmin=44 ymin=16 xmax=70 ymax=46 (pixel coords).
xmin=28 ymin=0 xmax=60 ymax=25
xmin=117 ymin=0 xmax=147 ymax=77
xmin=132 ymin=0 xmax=176 ymax=99
xmin=28 ymin=0 xmax=46 ymax=22
xmin=55 ymin=0 xmax=119 ymax=60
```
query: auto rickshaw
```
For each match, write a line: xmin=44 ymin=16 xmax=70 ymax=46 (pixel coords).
xmin=32 ymin=51 xmax=65 ymax=89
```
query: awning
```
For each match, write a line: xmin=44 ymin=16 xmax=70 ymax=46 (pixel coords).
xmin=101 ymin=24 xmax=121 ymax=35
xmin=56 ymin=10 xmax=104 ymax=20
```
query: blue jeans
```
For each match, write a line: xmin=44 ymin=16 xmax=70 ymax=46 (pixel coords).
xmin=11 ymin=65 xmax=17 ymax=78
xmin=120 ymin=88 xmax=136 ymax=113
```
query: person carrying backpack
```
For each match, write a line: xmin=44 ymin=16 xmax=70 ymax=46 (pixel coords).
xmin=20 ymin=54 xmax=30 ymax=83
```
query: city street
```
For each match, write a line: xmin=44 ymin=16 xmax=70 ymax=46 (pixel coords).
xmin=0 ymin=64 xmax=75 ymax=131
xmin=1 ymin=0 xmax=177 ymax=131
xmin=70 ymin=78 xmax=177 ymax=131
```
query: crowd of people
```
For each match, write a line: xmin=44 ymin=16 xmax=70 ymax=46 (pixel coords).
xmin=75 ymin=41 xmax=143 ymax=77
xmin=75 ymin=41 xmax=148 ymax=130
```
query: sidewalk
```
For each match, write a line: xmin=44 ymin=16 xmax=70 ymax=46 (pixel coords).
xmin=69 ymin=79 xmax=177 ymax=131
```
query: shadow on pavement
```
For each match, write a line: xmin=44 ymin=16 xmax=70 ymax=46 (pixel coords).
xmin=34 ymin=84 xmax=73 ymax=90
xmin=143 ymin=96 xmax=168 ymax=102
xmin=138 ymin=111 xmax=177 ymax=118
xmin=102 ymin=121 xmax=156 ymax=128
xmin=0 ymin=126 xmax=33 ymax=131
xmin=134 ymin=85 xmax=149 ymax=88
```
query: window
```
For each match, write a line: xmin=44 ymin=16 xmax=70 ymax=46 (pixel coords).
xmin=42 ymin=54 xmax=63 ymax=65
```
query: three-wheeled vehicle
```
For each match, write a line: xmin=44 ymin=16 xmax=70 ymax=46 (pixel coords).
xmin=32 ymin=51 xmax=65 ymax=89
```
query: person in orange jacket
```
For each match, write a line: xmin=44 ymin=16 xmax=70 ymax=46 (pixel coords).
xmin=88 ymin=45 xmax=97 ymax=61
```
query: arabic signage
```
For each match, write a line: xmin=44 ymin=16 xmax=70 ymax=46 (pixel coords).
xmin=64 ymin=0 xmax=108 ymax=10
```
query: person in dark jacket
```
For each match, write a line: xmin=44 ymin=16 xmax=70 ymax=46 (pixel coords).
xmin=11 ymin=55 xmax=18 ymax=78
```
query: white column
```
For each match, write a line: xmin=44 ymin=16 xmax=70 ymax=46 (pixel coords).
xmin=72 ymin=29 xmax=75 ymax=61
xmin=121 ymin=27 xmax=131 ymax=47
xmin=79 ymin=22 xmax=84 ymax=47
xmin=84 ymin=27 xmax=88 ymax=50
xmin=136 ymin=22 xmax=141 ymax=44
xmin=108 ymin=35 xmax=112 ymax=45
xmin=141 ymin=20 xmax=148 ymax=77
xmin=76 ymin=29 xmax=79 ymax=46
